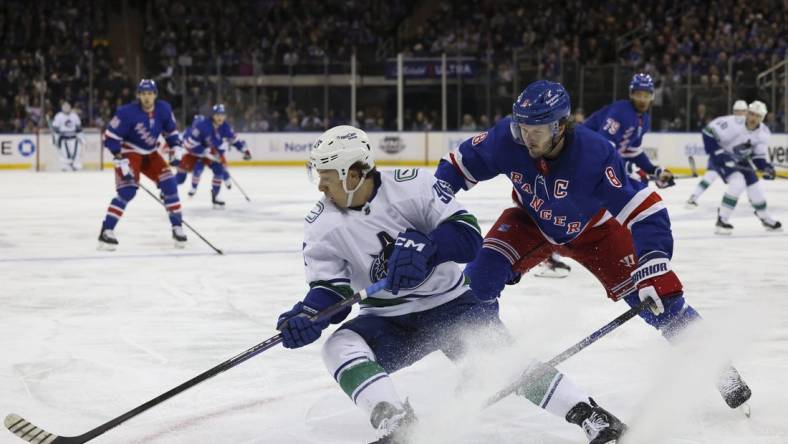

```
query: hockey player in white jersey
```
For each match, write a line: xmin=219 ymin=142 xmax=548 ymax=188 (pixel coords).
xmin=686 ymin=100 xmax=748 ymax=207
xmin=701 ymin=101 xmax=782 ymax=234
xmin=276 ymin=125 xmax=627 ymax=444
xmin=51 ymin=102 xmax=83 ymax=171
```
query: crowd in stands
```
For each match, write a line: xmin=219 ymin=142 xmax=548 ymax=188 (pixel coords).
xmin=1 ymin=0 xmax=785 ymax=133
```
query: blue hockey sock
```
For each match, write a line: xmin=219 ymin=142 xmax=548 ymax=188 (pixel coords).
xmin=159 ymin=176 xmax=183 ymax=226
xmin=103 ymin=186 xmax=136 ymax=230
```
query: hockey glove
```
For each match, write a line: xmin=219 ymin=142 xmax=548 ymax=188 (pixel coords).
xmin=386 ymin=229 xmax=437 ymax=295
xmin=712 ymin=151 xmax=737 ymax=179
xmin=276 ymin=288 xmax=349 ymax=349
xmin=761 ymin=164 xmax=776 ymax=180
xmin=624 ymin=161 xmax=649 ymax=183
xmin=653 ymin=167 xmax=676 ymax=189
xmin=113 ymin=156 xmax=133 ymax=180
xmin=170 ymin=146 xmax=185 ymax=167
xmin=243 ymin=150 xmax=252 ymax=161
xmin=631 ymin=252 xmax=683 ymax=315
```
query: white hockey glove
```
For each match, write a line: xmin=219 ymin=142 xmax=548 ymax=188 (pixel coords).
xmin=113 ymin=156 xmax=133 ymax=180
xmin=170 ymin=146 xmax=186 ymax=167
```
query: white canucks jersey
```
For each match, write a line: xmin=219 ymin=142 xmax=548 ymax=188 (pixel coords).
xmin=52 ymin=111 xmax=82 ymax=137
xmin=303 ymin=169 xmax=476 ymax=317
xmin=702 ymin=115 xmax=771 ymax=164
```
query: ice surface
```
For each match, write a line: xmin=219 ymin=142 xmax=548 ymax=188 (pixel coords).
xmin=1 ymin=168 xmax=786 ymax=443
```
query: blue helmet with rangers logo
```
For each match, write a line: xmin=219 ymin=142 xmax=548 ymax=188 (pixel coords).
xmin=136 ymin=79 xmax=158 ymax=94
xmin=512 ymin=80 xmax=571 ymax=126
xmin=629 ymin=73 xmax=654 ymax=94
xmin=212 ymin=104 xmax=226 ymax=115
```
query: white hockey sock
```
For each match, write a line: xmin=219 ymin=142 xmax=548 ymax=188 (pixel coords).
xmin=690 ymin=169 xmax=719 ymax=200
xmin=515 ymin=361 xmax=590 ymax=419
xmin=718 ymin=172 xmax=746 ymax=222
xmin=746 ymin=182 xmax=775 ymax=222
xmin=322 ymin=329 xmax=403 ymax=416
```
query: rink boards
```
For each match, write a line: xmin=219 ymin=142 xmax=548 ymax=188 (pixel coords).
xmin=1 ymin=130 xmax=786 ymax=175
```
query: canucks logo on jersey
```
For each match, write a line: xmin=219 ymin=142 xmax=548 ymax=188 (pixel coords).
xmin=368 ymin=232 xmax=396 ymax=282
xmin=731 ymin=140 xmax=753 ymax=161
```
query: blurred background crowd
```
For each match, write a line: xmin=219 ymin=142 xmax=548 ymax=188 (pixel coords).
xmin=1 ymin=0 xmax=785 ymax=133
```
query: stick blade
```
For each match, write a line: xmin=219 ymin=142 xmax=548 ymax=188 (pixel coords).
xmin=5 ymin=414 xmax=61 ymax=444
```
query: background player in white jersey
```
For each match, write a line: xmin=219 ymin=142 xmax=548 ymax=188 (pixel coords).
xmin=276 ymin=125 xmax=627 ymax=444
xmin=51 ymin=102 xmax=83 ymax=171
xmin=701 ymin=101 xmax=781 ymax=234
xmin=686 ymin=100 xmax=748 ymax=207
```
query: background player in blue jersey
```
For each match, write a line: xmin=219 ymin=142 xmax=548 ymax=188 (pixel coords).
xmin=435 ymin=80 xmax=752 ymax=412
xmin=583 ymin=73 xmax=675 ymax=189
xmin=276 ymin=125 xmax=627 ymax=444
xmin=98 ymin=79 xmax=187 ymax=249
xmin=176 ymin=105 xmax=251 ymax=207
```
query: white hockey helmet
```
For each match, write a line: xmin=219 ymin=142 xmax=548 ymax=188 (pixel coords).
xmin=747 ymin=100 xmax=767 ymax=117
xmin=309 ymin=125 xmax=375 ymax=206
xmin=732 ymin=100 xmax=747 ymax=112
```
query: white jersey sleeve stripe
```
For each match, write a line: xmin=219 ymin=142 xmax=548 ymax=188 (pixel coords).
xmin=615 ymin=187 xmax=652 ymax=225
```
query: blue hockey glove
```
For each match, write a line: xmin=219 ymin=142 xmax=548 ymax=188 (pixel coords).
xmin=712 ymin=151 xmax=737 ymax=179
xmin=386 ymin=229 xmax=437 ymax=295
xmin=761 ymin=164 xmax=776 ymax=180
xmin=276 ymin=288 xmax=350 ymax=349
xmin=113 ymin=156 xmax=133 ymax=180
xmin=170 ymin=146 xmax=185 ymax=167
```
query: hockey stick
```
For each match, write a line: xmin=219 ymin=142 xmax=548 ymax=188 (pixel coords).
xmin=483 ymin=298 xmax=653 ymax=408
xmin=138 ymin=182 xmax=224 ymax=255
xmin=5 ymin=280 xmax=387 ymax=444
xmin=230 ymin=176 xmax=251 ymax=202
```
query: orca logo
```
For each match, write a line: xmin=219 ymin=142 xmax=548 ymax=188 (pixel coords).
xmin=18 ymin=139 xmax=35 ymax=157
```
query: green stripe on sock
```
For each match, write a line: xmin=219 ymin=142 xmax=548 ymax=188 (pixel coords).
xmin=722 ymin=195 xmax=738 ymax=208
xmin=752 ymin=201 xmax=767 ymax=211
xmin=339 ymin=361 xmax=386 ymax=398
xmin=699 ymin=180 xmax=710 ymax=189
xmin=515 ymin=364 xmax=560 ymax=405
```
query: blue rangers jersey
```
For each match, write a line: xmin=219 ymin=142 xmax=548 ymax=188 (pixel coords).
xmin=104 ymin=100 xmax=181 ymax=155
xmin=183 ymin=118 xmax=245 ymax=157
xmin=435 ymin=117 xmax=674 ymax=260
xmin=583 ymin=99 xmax=656 ymax=174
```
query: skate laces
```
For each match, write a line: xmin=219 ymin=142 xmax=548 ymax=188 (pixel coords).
xmin=582 ymin=411 xmax=611 ymax=439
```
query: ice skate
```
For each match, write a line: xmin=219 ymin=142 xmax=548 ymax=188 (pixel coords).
xmin=755 ymin=212 xmax=782 ymax=232
xmin=368 ymin=400 xmax=417 ymax=444
xmin=172 ymin=225 xmax=187 ymax=248
xmin=717 ymin=365 xmax=752 ymax=415
xmin=97 ymin=228 xmax=118 ymax=251
xmin=566 ymin=398 xmax=627 ymax=444
xmin=212 ymin=192 xmax=226 ymax=210
xmin=187 ymin=186 xmax=197 ymax=197
xmin=685 ymin=196 xmax=698 ymax=209
xmin=534 ymin=255 xmax=571 ymax=278
xmin=715 ymin=211 xmax=733 ymax=235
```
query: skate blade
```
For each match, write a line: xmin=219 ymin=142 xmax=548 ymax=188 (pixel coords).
xmin=765 ymin=226 xmax=783 ymax=232
xmin=714 ymin=227 xmax=733 ymax=235
xmin=534 ymin=268 xmax=570 ymax=278
xmin=173 ymin=240 xmax=187 ymax=249
xmin=212 ymin=204 xmax=226 ymax=210
xmin=739 ymin=402 xmax=751 ymax=418
xmin=684 ymin=202 xmax=698 ymax=210
xmin=97 ymin=241 xmax=117 ymax=251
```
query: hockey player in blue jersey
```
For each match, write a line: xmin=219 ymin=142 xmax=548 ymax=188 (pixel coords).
xmin=583 ymin=73 xmax=675 ymax=189
xmin=98 ymin=79 xmax=187 ymax=249
xmin=176 ymin=104 xmax=251 ymax=207
xmin=276 ymin=125 xmax=627 ymax=444
xmin=435 ymin=79 xmax=752 ymax=412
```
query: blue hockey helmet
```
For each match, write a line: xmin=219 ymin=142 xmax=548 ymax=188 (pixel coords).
xmin=136 ymin=79 xmax=158 ymax=94
xmin=629 ymin=73 xmax=654 ymax=94
xmin=512 ymin=80 xmax=571 ymax=126
xmin=212 ymin=104 xmax=226 ymax=115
